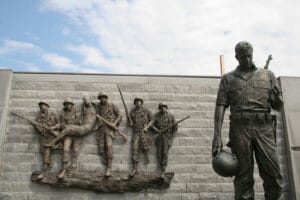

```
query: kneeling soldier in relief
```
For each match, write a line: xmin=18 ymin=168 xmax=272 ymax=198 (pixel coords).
xmin=128 ymin=97 xmax=153 ymax=177
xmin=34 ymin=101 xmax=58 ymax=180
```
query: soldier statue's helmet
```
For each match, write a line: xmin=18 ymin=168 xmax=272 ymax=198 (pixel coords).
xmin=98 ymin=92 xmax=108 ymax=99
xmin=158 ymin=102 xmax=168 ymax=110
xmin=63 ymin=98 xmax=74 ymax=106
xmin=235 ymin=41 xmax=253 ymax=55
xmin=212 ymin=150 xmax=239 ymax=177
xmin=38 ymin=101 xmax=49 ymax=107
xmin=134 ymin=97 xmax=143 ymax=105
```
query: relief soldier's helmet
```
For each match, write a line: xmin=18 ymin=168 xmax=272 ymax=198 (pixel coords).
xmin=63 ymin=98 xmax=74 ymax=106
xmin=98 ymin=92 xmax=108 ymax=99
xmin=158 ymin=102 xmax=168 ymax=110
xmin=235 ymin=41 xmax=253 ymax=55
xmin=212 ymin=150 xmax=239 ymax=177
xmin=134 ymin=97 xmax=143 ymax=105
xmin=38 ymin=101 xmax=50 ymax=108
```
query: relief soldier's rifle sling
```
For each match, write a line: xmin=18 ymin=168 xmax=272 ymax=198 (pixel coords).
xmin=272 ymin=114 xmax=277 ymax=144
xmin=117 ymin=83 xmax=133 ymax=125
xmin=264 ymin=54 xmax=272 ymax=69
xmin=10 ymin=111 xmax=58 ymax=137
xmin=96 ymin=114 xmax=128 ymax=141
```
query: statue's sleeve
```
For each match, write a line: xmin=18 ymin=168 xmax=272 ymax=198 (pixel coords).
xmin=216 ymin=76 xmax=229 ymax=108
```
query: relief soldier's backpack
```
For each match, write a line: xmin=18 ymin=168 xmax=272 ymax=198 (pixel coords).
xmin=212 ymin=150 xmax=239 ymax=177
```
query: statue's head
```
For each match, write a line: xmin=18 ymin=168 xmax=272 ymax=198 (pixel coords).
xmin=134 ymin=97 xmax=143 ymax=108
xmin=83 ymin=96 xmax=91 ymax=107
xmin=38 ymin=101 xmax=49 ymax=112
xmin=235 ymin=41 xmax=254 ymax=69
xmin=98 ymin=92 xmax=108 ymax=104
xmin=158 ymin=103 xmax=168 ymax=113
xmin=63 ymin=98 xmax=74 ymax=111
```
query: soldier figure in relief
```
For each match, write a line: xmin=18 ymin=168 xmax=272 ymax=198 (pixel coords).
xmin=212 ymin=41 xmax=283 ymax=200
xmin=34 ymin=101 xmax=58 ymax=180
xmin=146 ymin=103 xmax=177 ymax=179
xmin=96 ymin=92 xmax=122 ymax=177
xmin=50 ymin=98 xmax=81 ymax=179
xmin=128 ymin=97 xmax=153 ymax=177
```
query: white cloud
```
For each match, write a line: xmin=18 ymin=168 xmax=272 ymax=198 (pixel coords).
xmin=41 ymin=0 xmax=300 ymax=76
xmin=42 ymin=53 xmax=81 ymax=71
xmin=67 ymin=44 xmax=107 ymax=66
xmin=0 ymin=39 xmax=37 ymax=54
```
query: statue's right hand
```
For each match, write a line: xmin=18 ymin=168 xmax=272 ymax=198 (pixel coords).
xmin=212 ymin=135 xmax=223 ymax=157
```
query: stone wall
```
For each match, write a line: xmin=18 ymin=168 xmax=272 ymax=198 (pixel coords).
xmin=0 ymin=72 xmax=291 ymax=200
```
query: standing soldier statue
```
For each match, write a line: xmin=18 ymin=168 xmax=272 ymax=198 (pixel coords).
xmin=147 ymin=103 xmax=178 ymax=178
xmin=34 ymin=101 xmax=58 ymax=180
xmin=51 ymin=98 xmax=81 ymax=179
xmin=212 ymin=41 xmax=283 ymax=200
xmin=128 ymin=97 xmax=153 ymax=177
xmin=96 ymin=92 xmax=122 ymax=177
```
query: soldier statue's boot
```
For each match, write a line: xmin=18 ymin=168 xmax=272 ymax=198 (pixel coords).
xmin=57 ymin=162 xmax=68 ymax=179
xmin=160 ymin=166 xmax=166 ymax=179
xmin=129 ymin=161 xmax=138 ymax=177
xmin=37 ymin=164 xmax=48 ymax=180
xmin=105 ymin=159 xmax=112 ymax=177
xmin=71 ymin=152 xmax=79 ymax=170
xmin=144 ymin=152 xmax=150 ymax=165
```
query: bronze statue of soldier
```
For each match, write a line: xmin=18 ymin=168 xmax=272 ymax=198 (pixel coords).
xmin=34 ymin=101 xmax=58 ymax=180
xmin=128 ymin=97 xmax=153 ymax=177
xmin=46 ymin=96 xmax=97 ymax=148
xmin=212 ymin=41 xmax=283 ymax=200
xmin=96 ymin=92 xmax=122 ymax=177
xmin=50 ymin=98 xmax=81 ymax=179
xmin=147 ymin=103 xmax=177 ymax=179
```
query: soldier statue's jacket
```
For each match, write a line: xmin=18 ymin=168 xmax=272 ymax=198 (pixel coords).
xmin=216 ymin=65 xmax=283 ymax=113
xmin=35 ymin=111 xmax=58 ymax=138
xmin=97 ymin=102 xmax=121 ymax=123
xmin=59 ymin=107 xmax=79 ymax=127
xmin=130 ymin=107 xmax=153 ymax=132
xmin=153 ymin=111 xmax=178 ymax=135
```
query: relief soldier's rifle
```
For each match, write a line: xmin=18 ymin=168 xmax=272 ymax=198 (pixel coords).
xmin=96 ymin=114 xmax=128 ymax=142
xmin=264 ymin=54 xmax=272 ymax=69
xmin=10 ymin=111 xmax=58 ymax=137
xmin=117 ymin=84 xmax=133 ymax=126
xmin=152 ymin=115 xmax=190 ymax=139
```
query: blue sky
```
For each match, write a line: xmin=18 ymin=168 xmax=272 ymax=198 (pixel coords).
xmin=0 ymin=0 xmax=299 ymax=76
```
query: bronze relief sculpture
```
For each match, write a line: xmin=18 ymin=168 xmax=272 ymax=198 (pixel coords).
xmin=212 ymin=41 xmax=283 ymax=200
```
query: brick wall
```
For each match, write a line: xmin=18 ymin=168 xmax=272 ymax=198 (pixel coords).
xmin=0 ymin=72 xmax=290 ymax=200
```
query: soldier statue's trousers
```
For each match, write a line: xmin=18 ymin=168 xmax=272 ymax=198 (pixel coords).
xmin=97 ymin=126 xmax=114 ymax=162
xmin=155 ymin=134 xmax=172 ymax=167
xmin=229 ymin=120 xmax=283 ymax=200
xmin=132 ymin=132 xmax=149 ymax=162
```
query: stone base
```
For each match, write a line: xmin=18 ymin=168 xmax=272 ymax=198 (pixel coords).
xmin=31 ymin=169 xmax=174 ymax=193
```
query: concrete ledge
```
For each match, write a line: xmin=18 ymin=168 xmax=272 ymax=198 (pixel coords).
xmin=0 ymin=69 xmax=13 ymax=174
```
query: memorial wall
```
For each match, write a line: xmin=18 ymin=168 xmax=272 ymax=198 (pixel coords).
xmin=0 ymin=69 xmax=293 ymax=199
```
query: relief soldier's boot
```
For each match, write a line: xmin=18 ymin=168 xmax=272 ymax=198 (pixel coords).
xmin=129 ymin=161 xmax=138 ymax=177
xmin=57 ymin=161 xmax=68 ymax=179
xmin=144 ymin=152 xmax=150 ymax=165
xmin=105 ymin=159 xmax=112 ymax=177
xmin=160 ymin=166 xmax=166 ymax=179
xmin=37 ymin=163 xmax=48 ymax=180
xmin=71 ymin=152 xmax=79 ymax=170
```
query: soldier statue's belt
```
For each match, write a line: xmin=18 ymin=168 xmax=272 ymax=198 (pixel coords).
xmin=230 ymin=113 xmax=272 ymax=124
